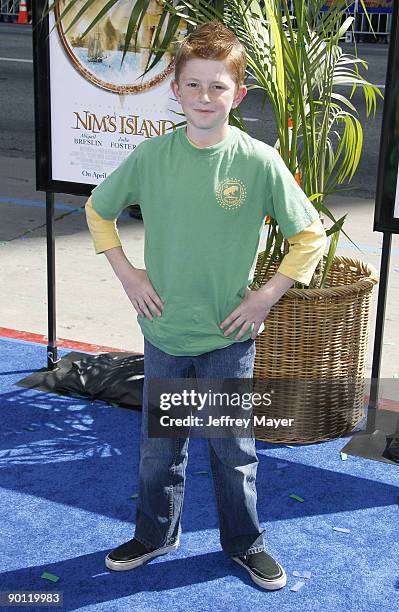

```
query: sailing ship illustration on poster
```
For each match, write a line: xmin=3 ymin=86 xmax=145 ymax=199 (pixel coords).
xmin=87 ymin=26 xmax=106 ymax=63
xmin=54 ymin=0 xmax=188 ymax=93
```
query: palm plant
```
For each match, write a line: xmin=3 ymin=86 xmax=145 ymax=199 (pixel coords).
xmin=45 ymin=0 xmax=383 ymax=289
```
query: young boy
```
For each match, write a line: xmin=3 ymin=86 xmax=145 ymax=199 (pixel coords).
xmin=85 ymin=20 xmax=327 ymax=591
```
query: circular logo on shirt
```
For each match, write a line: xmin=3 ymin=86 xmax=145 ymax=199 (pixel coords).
xmin=216 ymin=178 xmax=247 ymax=210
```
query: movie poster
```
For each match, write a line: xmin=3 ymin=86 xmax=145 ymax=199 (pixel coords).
xmin=48 ymin=1 xmax=188 ymax=185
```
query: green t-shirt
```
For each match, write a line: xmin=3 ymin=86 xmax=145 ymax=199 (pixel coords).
xmin=91 ymin=125 xmax=318 ymax=356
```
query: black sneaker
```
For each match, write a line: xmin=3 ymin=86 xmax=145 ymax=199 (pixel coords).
xmin=232 ymin=551 xmax=287 ymax=590
xmin=105 ymin=537 xmax=179 ymax=571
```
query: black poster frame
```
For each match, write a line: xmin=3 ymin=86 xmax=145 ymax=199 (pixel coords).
xmin=32 ymin=0 xmax=96 ymax=197
xmin=374 ymin=0 xmax=399 ymax=234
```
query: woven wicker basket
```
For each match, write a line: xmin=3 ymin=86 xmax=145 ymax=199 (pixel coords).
xmin=252 ymin=255 xmax=379 ymax=444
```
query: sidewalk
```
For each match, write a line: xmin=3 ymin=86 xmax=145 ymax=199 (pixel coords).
xmin=1 ymin=154 xmax=398 ymax=380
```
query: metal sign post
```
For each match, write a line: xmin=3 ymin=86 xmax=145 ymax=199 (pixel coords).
xmin=45 ymin=191 xmax=58 ymax=370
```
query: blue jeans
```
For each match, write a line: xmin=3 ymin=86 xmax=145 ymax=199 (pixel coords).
xmin=134 ymin=337 xmax=265 ymax=557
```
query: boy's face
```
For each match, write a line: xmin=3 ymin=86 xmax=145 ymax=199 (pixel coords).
xmin=171 ymin=58 xmax=247 ymax=136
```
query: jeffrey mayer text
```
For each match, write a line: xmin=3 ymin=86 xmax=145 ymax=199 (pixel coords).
xmin=160 ymin=415 xmax=294 ymax=429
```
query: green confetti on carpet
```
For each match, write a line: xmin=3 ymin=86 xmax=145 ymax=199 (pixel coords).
xmin=41 ymin=572 xmax=59 ymax=582
xmin=289 ymin=494 xmax=304 ymax=503
xmin=193 ymin=470 xmax=209 ymax=476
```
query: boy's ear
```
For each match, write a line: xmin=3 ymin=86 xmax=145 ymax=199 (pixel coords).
xmin=171 ymin=78 xmax=181 ymax=101
xmin=232 ymin=85 xmax=247 ymax=109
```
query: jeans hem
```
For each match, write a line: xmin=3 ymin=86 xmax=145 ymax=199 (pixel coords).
xmin=135 ymin=532 xmax=179 ymax=551
xmin=134 ymin=534 xmax=158 ymax=550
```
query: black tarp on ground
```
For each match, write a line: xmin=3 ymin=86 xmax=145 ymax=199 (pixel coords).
xmin=16 ymin=351 xmax=144 ymax=410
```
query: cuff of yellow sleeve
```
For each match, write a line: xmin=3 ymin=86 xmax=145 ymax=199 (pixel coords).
xmin=93 ymin=237 xmax=122 ymax=255
xmin=277 ymin=240 xmax=327 ymax=284
xmin=277 ymin=218 xmax=328 ymax=284
xmin=85 ymin=195 xmax=122 ymax=254
xmin=277 ymin=259 xmax=315 ymax=285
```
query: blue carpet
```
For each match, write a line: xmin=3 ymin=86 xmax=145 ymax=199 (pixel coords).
xmin=0 ymin=337 xmax=398 ymax=611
